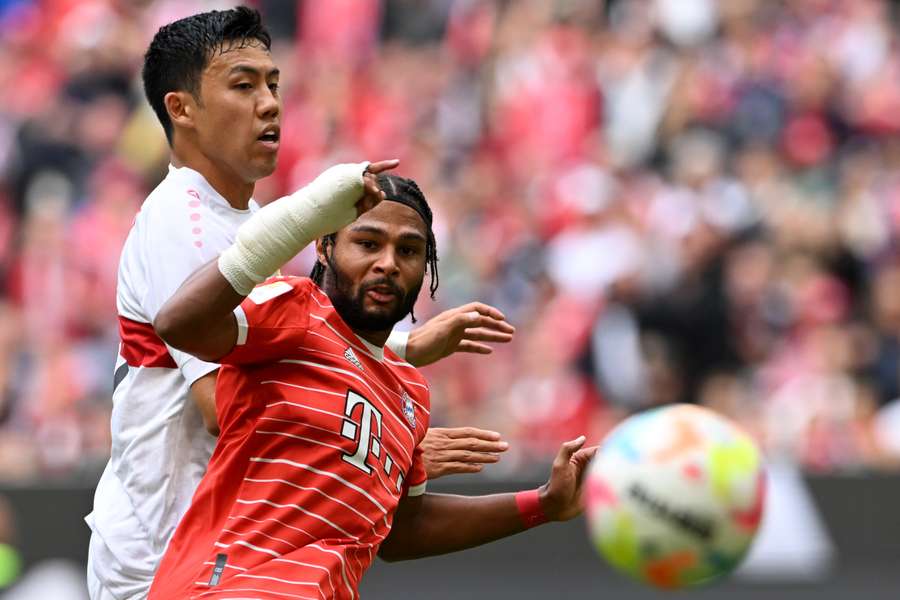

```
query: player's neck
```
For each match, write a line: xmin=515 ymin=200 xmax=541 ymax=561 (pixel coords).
xmin=170 ymin=148 xmax=254 ymax=210
xmin=352 ymin=329 xmax=390 ymax=348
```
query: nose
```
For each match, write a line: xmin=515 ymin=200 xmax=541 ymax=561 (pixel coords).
xmin=372 ymin=246 xmax=400 ymax=279
xmin=258 ymin=85 xmax=280 ymax=119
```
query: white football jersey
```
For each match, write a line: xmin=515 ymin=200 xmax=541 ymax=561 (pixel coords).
xmin=85 ymin=165 xmax=258 ymax=599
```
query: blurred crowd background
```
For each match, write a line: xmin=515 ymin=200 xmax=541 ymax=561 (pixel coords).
xmin=1 ymin=0 xmax=900 ymax=483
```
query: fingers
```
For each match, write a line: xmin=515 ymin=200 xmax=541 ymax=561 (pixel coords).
xmin=456 ymin=341 xmax=494 ymax=355
xmin=573 ymin=446 xmax=599 ymax=487
xmin=357 ymin=171 xmax=386 ymax=216
xmin=461 ymin=326 xmax=515 ymax=343
xmin=481 ymin=320 xmax=516 ymax=334
xmin=441 ymin=438 xmax=509 ymax=453
xmin=362 ymin=173 xmax=385 ymax=197
xmin=456 ymin=301 xmax=507 ymax=321
xmin=573 ymin=446 xmax=599 ymax=463
xmin=556 ymin=435 xmax=587 ymax=465
xmin=442 ymin=427 xmax=503 ymax=441
xmin=440 ymin=450 xmax=502 ymax=464
xmin=365 ymin=159 xmax=400 ymax=174
xmin=355 ymin=194 xmax=380 ymax=217
xmin=459 ymin=313 xmax=516 ymax=334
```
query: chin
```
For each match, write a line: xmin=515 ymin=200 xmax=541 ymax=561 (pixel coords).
xmin=361 ymin=306 xmax=406 ymax=329
xmin=248 ymin=159 xmax=277 ymax=180
xmin=257 ymin=162 xmax=278 ymax=179
xmin=363 ymin=306 xmax=394 ymax=321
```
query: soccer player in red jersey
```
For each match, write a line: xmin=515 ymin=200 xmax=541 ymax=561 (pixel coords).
xmin=149 ymin=160 xmax=595 ymax=599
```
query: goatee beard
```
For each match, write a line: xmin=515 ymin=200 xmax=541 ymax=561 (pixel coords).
xmin=324 ymin=255 xmax=422 ymax=333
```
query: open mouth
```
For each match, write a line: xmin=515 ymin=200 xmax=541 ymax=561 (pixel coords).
xmin=365 ymin=284 xmax=400 ymax=304
xmin=257 ymin=127 xmax=280 ymax=147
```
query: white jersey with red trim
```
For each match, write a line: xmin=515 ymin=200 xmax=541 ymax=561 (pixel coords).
xmin=85 ymin=165 xmax=259 ymax=599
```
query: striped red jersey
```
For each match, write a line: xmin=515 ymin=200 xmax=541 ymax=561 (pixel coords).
xmin=149 ymin=277 xmax=430 ymax=600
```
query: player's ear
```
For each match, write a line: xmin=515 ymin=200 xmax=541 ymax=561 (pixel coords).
xmin=164 ymin=90 xmax=197 ymax=132
xmin=315 ymin=238 xmax=328 ymax=266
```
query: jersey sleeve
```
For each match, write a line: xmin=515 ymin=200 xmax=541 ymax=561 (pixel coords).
xmin=220 ymin=278 xmax=314 ymax=366
xmin=139 ymin=202 xmax=224 ymax=384
xmin=404 ymin=443 xmax=427 ymax=497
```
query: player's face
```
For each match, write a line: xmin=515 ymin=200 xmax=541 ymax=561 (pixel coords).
xmin=193 ymin=43 xmax=281 ymax=184
xmin=322 ymin=202 xmax=428 ymax=332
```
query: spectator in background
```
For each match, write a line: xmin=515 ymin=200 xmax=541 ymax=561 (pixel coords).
xmin=1 ymin=0 xmax=900 ymax=481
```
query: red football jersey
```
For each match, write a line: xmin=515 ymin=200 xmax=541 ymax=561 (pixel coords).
xmin=149 ymin=277 xmax=430 ymax=600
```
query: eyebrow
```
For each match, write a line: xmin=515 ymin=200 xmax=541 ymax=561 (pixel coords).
xmin=350 ymin=224 xmax=427 ymax=243
xmin=228 ymin=65 xmax=280 ymax=78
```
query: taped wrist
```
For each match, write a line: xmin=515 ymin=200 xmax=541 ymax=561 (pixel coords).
xmin=218 ymin=162 xmax=370 ymax=295
xmin=386 ymin=330 xmax=410 ymax=360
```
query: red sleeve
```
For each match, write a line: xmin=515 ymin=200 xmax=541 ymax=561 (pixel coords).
xmin=404 ymin=443 xmax=428 ymax=497
xmin=220 ymin=277 xmax=313 ymax=365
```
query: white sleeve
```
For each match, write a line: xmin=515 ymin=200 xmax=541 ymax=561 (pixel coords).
xmin=168 ymin=346 xmax=219 ymax=385
xmin=138 ymin=202 xmax=225 ymax=381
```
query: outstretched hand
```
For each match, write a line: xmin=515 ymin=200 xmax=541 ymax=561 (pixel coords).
xmin=421 ymin=427 xmax=509 ymax=479
xmin=355 ymin=159 xmax=400 ymax=216
xmin=405 ymin=302 xmax=516 ymax=368
xmin=538 ymin=436 xmax=598 ymax=522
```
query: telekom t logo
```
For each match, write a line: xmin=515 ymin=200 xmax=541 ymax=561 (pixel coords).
xmin=340 ymin=390 xmax=384 ymax=474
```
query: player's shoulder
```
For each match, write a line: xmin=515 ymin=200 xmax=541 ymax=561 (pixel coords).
xmin=150 ymin=166 xmax=196 ymax=200
xmin=135 ymin=168 xmax=199 ymax=222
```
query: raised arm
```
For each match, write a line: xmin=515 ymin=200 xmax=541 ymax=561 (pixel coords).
xmin=153 ymin=259 xmax=244 ymax=361
xmin=377 ymin=436 xmax=596 ymax=561
xmin=154 ymin=160 xmax=397 ymax=361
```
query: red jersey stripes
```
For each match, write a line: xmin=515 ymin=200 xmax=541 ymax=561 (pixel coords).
xmin=149 ymin=277 xmax=430 ymax=600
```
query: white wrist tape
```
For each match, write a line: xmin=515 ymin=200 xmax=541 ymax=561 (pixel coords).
xmin=385 ymin=330 xmax=410 ymax=360
xmin=218 ymin=162 xmax=369 ymax=295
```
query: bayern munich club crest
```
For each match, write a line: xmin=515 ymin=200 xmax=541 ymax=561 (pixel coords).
xmin=401 ymin=392 xmax=416 ymax=429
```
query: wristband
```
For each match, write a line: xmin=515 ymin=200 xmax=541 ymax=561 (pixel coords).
xmin=385 ymin=330 xmax=409 ymax=360
xmin=515 ymin=489 xmax=548 ymax=528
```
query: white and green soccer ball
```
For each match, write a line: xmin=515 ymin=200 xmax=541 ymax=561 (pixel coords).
xmin=584 ymin=404 xmax=766 ymax=589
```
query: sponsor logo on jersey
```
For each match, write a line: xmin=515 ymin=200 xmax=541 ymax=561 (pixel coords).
xmin=344 ymin=347 xmax=364 ymax=371
xmin=402 ymin=391 xmax=416 ymax=429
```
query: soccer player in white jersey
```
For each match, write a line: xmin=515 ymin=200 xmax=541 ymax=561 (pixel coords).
xmin=86 ymin=8 xmax=513 ymax=599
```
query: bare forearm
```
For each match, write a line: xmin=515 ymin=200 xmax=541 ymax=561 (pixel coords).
xmin=378 ymin=492 xmax=529 ymax=561
xmin=190 ymin=370 xmax=220 ymax=436
xmin=379 ymin=437 xmax=597 ymax=562
xmin=153 ymin=260 xmax=243 ymax=361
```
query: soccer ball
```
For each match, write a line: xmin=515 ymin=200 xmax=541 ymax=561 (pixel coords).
xmin=584 ymin=404 xmax=766 ymax=589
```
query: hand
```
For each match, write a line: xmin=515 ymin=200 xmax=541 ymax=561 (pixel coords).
xmin=356 ymin=159 xmax=399 ymax=216
xmin=421 ymin=427 xmax=510 ymax=479
xmin=538 ymin=436 xmax=598 ymax=522
xmin=405 ymin=302 xmax=516 ymax=367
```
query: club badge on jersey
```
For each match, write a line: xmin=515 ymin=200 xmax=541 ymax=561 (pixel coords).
xmin=402 ymin=391 xmax=416 ymax=429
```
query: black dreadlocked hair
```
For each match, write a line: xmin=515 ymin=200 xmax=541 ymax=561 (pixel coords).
xmin=310 ymin=173 xmax=439 ymax=320
xmin=142 ymin=6 xmax=272 ymax=144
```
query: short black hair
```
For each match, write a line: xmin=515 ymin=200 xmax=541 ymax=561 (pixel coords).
xmin=310 ymin=174 xmax=440 ymax=318
xmin=142 ymin=6 xmax=272 ymax=144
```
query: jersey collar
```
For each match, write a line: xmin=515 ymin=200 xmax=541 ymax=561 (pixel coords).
xmin=356 ymin=336 xmax=384 ymax=362
xmin=167 ymin=164 xmax=254 ymax=213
